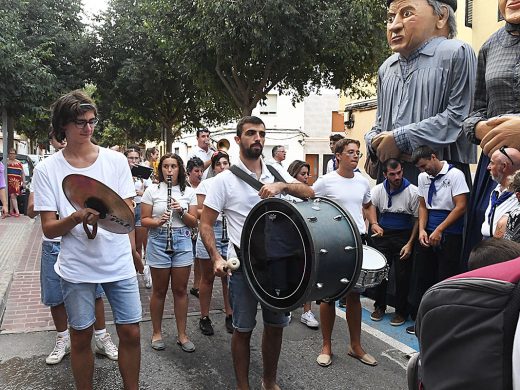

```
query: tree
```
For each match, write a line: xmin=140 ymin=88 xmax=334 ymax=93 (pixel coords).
xmin=0 ymin=0 xmax=93 ymax=149
xmin=150 ymin=0 xmax=389 ymax=116
xmin=93 ymin=0 xmax=235 ymax=148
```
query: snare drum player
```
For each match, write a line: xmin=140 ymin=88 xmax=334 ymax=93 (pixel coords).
xmin=32 ymin=90 xmax=142 ymax=389
xmin=312 ymin=138 xmax=382 ymax=368
xmin=369 ymin=158 xmax=418 ymax=327
xmin=409 ymin=145 xmax=468 ymax=334
xmin=200 ymin=116 xmax=314 ymax=390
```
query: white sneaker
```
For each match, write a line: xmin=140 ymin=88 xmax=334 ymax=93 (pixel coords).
xmin=45 ymin=335 xmax=71 ymax=365
xmin=301 ymin=310 xmax=319 ymax=328
xmin=143 ymin=265 xmax=152 ymax=289
xmin=95 ymin=333 xmax=119 ymax=361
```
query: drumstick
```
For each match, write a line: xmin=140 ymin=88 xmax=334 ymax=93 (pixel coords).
xmin=223 ymin=257 xmax=240 ymax=272
xmin=371 ymin=233 xmax=382 ymax=238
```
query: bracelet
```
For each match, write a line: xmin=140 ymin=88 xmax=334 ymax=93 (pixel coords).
xmin=372 ymin=222 xmax=380 ymax=226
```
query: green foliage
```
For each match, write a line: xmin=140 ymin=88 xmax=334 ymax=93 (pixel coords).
xmin=0 ymin=0 xmax=93 ymax=143
xmin=150 ymin=0 xmax=389 ymax=115
xmin=93 ymin=0 xmax=236 ymax=146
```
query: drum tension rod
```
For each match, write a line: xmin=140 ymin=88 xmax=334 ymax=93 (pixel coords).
xmin=344 ymin=246 xmax=355 ymax=251
xmin=316 ymin=283 xmax=324 ymax=289
xmin=320 ymin=249 xmax=328 ymax=254
xmin=340 ymin=278 xmax=349 ymax=284
xmin=333 ymin=215 xmax=342 ymax=221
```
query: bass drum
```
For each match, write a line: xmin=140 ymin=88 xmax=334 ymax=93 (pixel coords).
xmin=241 ymin=197 xmax=363 ymax=312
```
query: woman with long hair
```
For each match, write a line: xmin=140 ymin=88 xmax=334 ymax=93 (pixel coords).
xmin=141 ymin=153 xmax=198 ymax=352
xmin=124 ymin=145 xmax=152 ymax=289
xmin=287 ymin=160 xmax=319 ymax=329
xmin=7 ymin=148 xmax=25 ymax=217
xmin=195 ymin=151 xmax=233 ymax=335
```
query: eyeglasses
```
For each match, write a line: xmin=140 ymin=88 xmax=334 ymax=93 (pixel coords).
xmin=499 ymin=146 xmax=514 ymax=165
xmin=73 ymin=118 xmax=99 ymax=129
xmin=341 ymin=150 xmax=363 ymax=158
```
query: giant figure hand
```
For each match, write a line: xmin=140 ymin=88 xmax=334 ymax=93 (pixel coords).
xmin=372 ymin=132 xmax=401 ymax=162
xmin=481 ymin=116 xmax=520 ymax=156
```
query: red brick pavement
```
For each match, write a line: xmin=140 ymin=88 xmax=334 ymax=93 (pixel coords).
xmin=1 ymin=217 xmax=225 ymax=333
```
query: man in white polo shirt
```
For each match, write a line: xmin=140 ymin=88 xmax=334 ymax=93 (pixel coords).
xmin=481 ymin=147 xmax=520 ymax=239
xmin=188 ymin=128 xmax=214 ymax=175
xmin=200 ymin=116 xmax=314 ymax=390
xmin=409 ymin=145 xmax=469 ymax=335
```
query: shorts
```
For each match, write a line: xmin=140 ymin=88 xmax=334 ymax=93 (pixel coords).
xmin=61 ymin=276 xmax=142 ymax=330
xmin=134 ymin=203 xmax=142 ymax=227
xmin=147 ymin=226 xmax=193 ymax=268
xmin=40 ymin=241 xmax=104 ymax=307
xmin=229 ymin=270 xmax=290 ymax=332
xmin=195 ymin=220 xmax=228 ymax=259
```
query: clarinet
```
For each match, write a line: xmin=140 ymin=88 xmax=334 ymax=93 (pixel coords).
xmin=164 ymin=176 xmax=174 ymax=254
xmin=221 ymin=212 xmax=229 ymax=244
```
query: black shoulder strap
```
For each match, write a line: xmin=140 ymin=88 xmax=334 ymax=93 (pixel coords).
xmin=266 ymin=164 xmax=287 ymax=184
xmin=229 ymin=165 xmax=263 ymax=191
xmin=229 ymin=164 xmax=286 ymax=192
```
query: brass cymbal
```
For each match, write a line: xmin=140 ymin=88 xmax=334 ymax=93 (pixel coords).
xmin=62 ymin=174 xmax=135 ymax=234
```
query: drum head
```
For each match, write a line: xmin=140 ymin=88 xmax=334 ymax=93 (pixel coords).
xmin=362 ymin=246 xmax=387 ymax=270
xmin=241 ymin=199 xmax=311 ymax=311
xmin=241 ymin=197 xmax=363 ymax=312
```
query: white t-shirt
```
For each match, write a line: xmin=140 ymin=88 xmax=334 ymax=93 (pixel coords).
xmin=196 ymin=177 xmax=223 ymax=222
xmin=481 ymin=183 xmax=519 ymax=238
xmin=417 ymin=162 xmax=469 ymax=210
xmin=326 ymin=158 xmax=335 ymax=173
xmin=133 ymin=176 xmax=152 ymax=204
xmin=312 ymin=171 xmax=371 ymax=234
xmin=203 ymin=158 xmax=295 ymax=253
xmin=141 ymin=182 xmax=196 ymax=228
xmin=189 ymin=145 xmax=213 ymax=179
xmin=371 ymin=182 xmax=419 ymax=217
xmin=33 ymin=147 xmax=137 ymax=283
xmin=30 ymin=186 xmax=61 ymax=243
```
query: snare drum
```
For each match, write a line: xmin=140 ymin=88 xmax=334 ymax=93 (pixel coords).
xmin=356 ymin=246 xmax=389 ymax=288
xmin=241 ymin=197 xmax=363 ymax=312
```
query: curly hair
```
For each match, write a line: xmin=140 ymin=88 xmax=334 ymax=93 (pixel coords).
xmin=157 ymin=153 xmax=187 ymax=193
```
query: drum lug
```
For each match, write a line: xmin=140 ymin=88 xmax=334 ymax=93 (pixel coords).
xmin=344 ymin=246 xmax=355 ymax=251
xmin=316 ymin=283 xmax=324 ymax=289
xmin=307 ymin=216 xmax=318 ymax=223
xmin=340 ymin=278 xmax=350 ymax=284
xmin=320 ymin=249 xmax=328 ymax=254
xmin=312 ymin=206 xmax=321 ymax=211
xmin=333 ymin=215 xmax=342 ymax=221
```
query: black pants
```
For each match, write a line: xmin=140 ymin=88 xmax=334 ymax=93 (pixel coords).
xmin=371 ymin=229 xmax=413 ymax=317
xmin=408 ymin=232 xmax=463 ymax=317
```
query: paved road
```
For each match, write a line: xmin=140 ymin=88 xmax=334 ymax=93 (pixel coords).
xmin=0 ymin=216 xmax=412 ymax=389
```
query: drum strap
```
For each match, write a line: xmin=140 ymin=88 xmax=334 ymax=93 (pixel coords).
xmin=229 ymin=165 xmax=286 ymax=191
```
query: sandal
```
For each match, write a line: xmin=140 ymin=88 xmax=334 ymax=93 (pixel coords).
xmin=189 ymin=287 xmax=199 ymax=298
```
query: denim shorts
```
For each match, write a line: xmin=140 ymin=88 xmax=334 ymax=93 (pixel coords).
xmin=134 ymin=203 xmax=142 ymax=227
xmin=147 ymin=226 xmax=193 ymax=268
xmin=195 ymin=220 xmax=228 ymax=259
xmin=229 ymin=270 xmax=290 ymax=332
xmin=61 ymin=276 xmax=142 ymax=330
xmin=40 ymin=241 xmax=104 ymax=307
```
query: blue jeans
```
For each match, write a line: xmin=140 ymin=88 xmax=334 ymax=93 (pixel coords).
xmin=229 ymin=270 xmax=290 ymax=332
xmin=40 ymin=241 xmax=103 ymax=307
xmin=195 ymin=220 xmax=228 ymax=259
xmin=147 ymin=226 xmax=193 ymax=268
xmin=61 ymin=276 xmax=142 ymax=330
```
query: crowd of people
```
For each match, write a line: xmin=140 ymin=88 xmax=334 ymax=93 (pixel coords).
xmin=2 ymin=0 xmax=519 ymax=388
